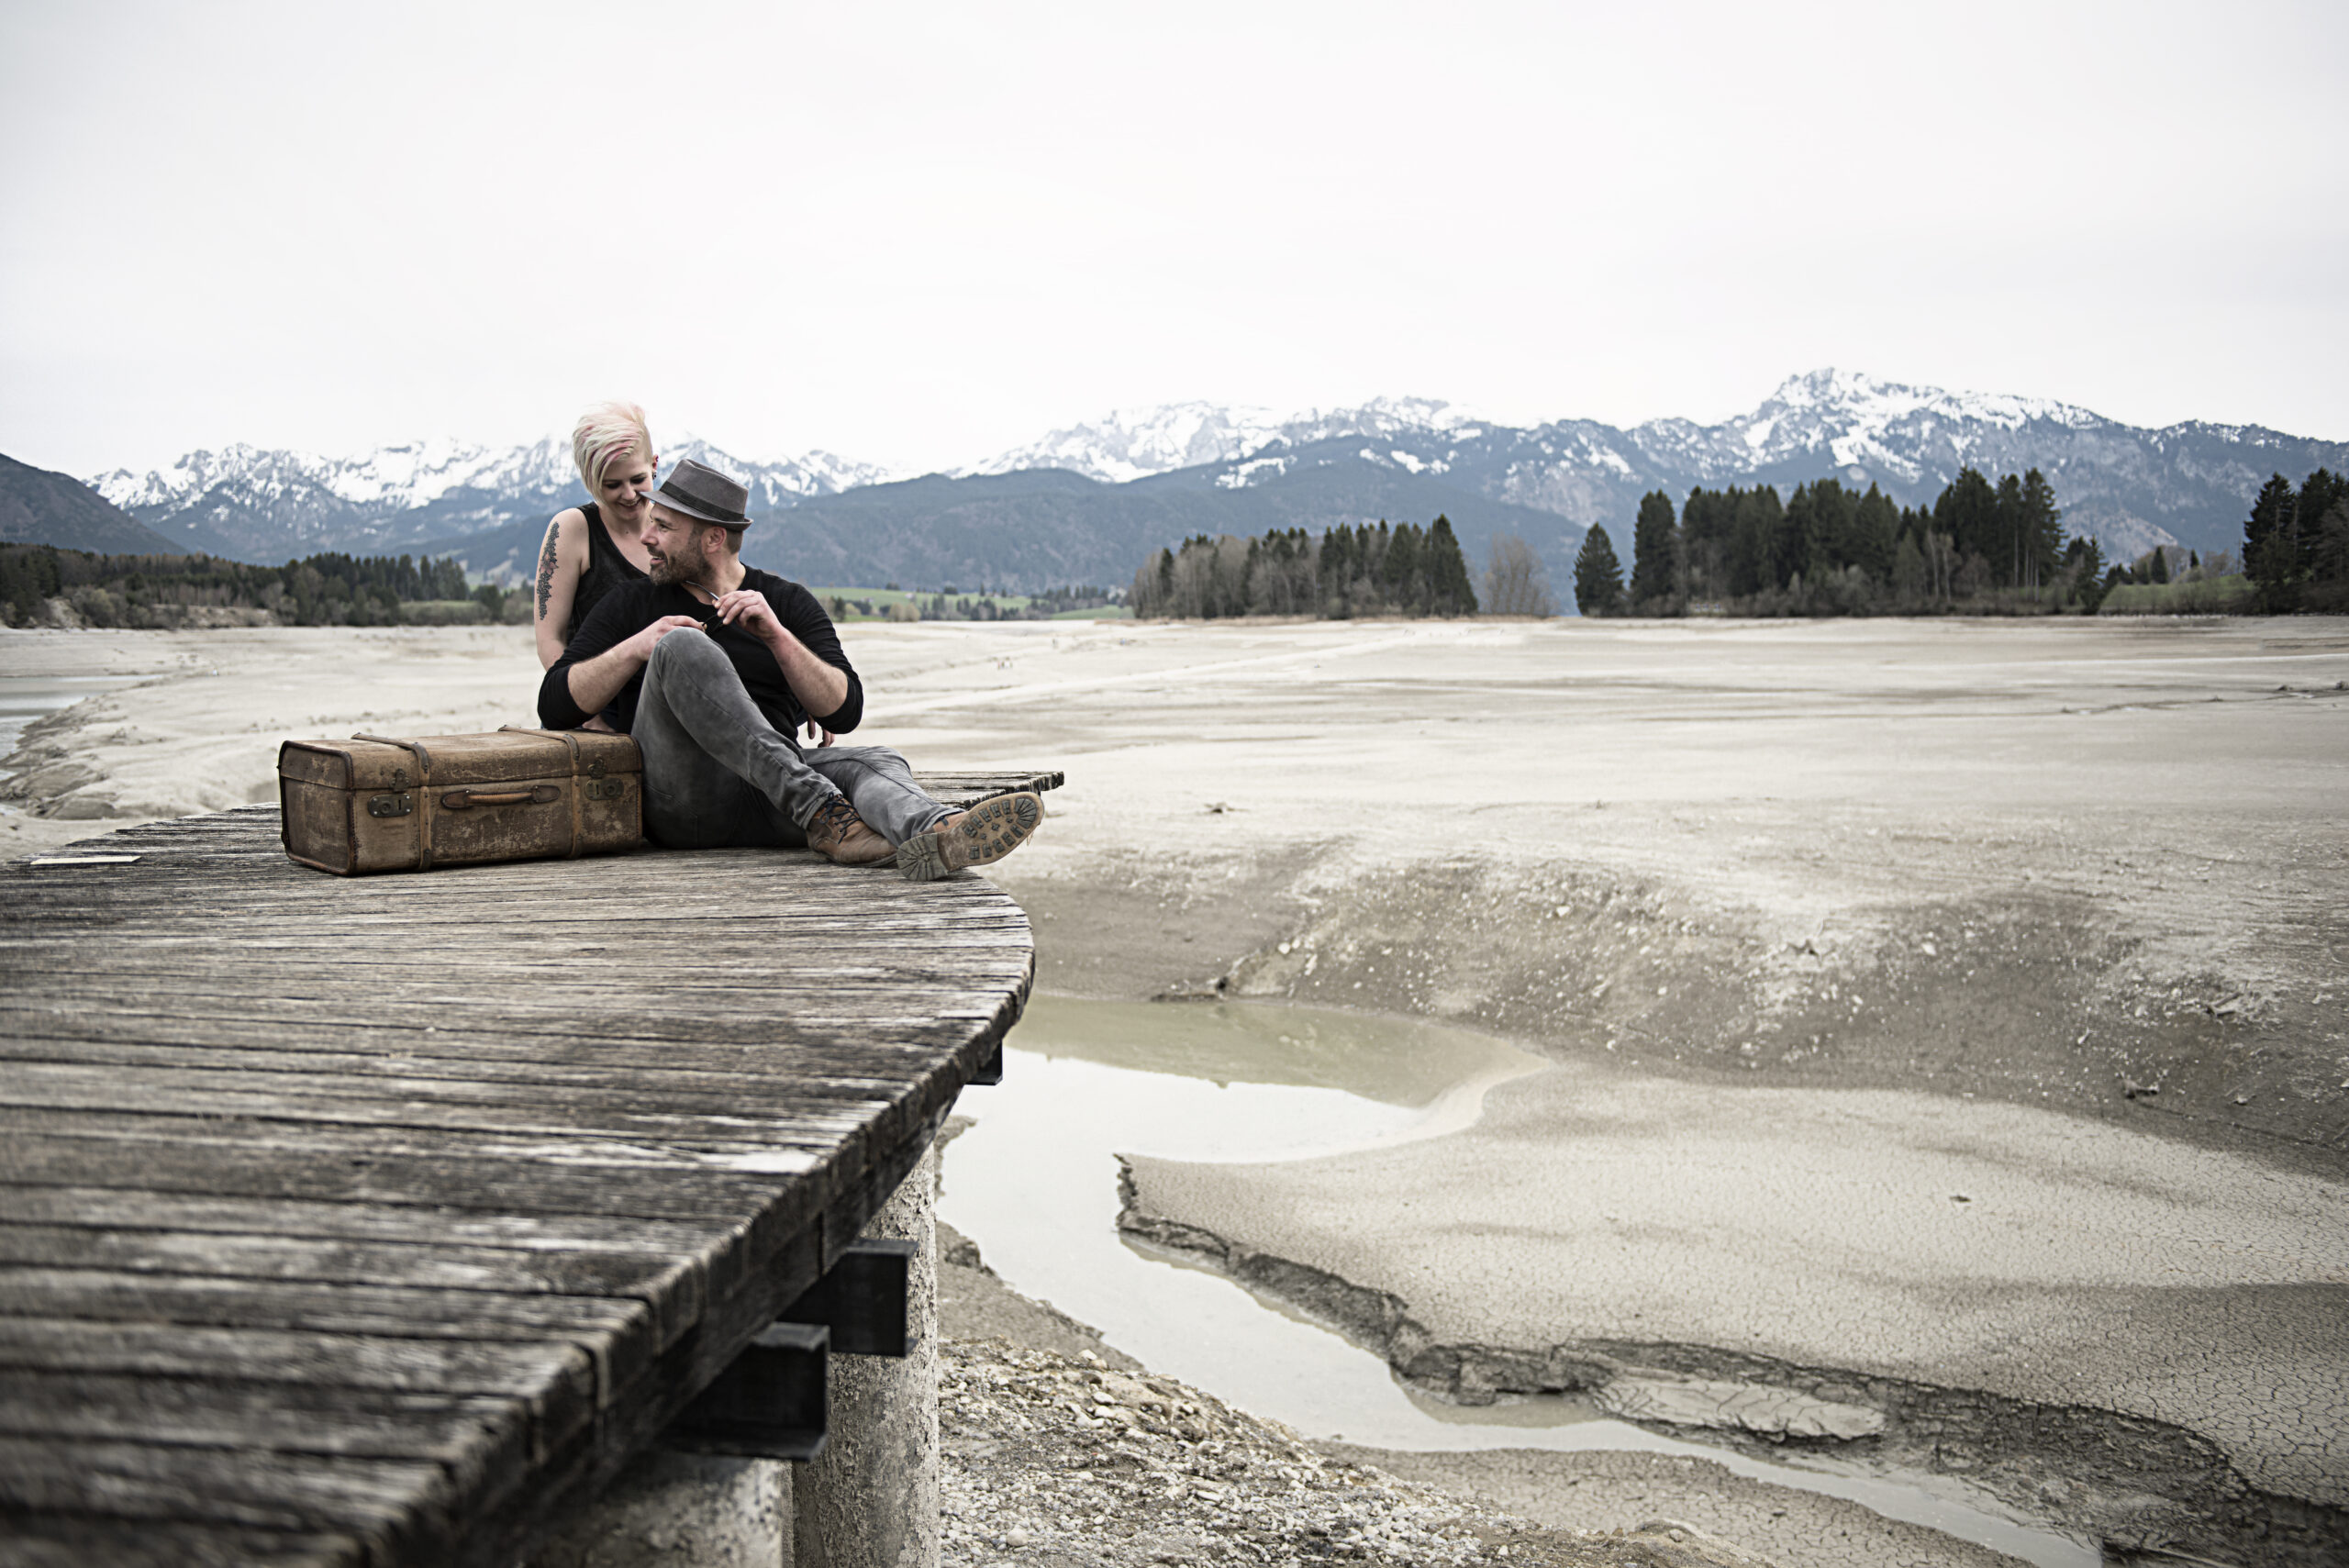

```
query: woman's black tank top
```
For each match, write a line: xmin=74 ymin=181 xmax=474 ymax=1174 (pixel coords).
xmin=569 ymin=502 xmax=649 ymax=640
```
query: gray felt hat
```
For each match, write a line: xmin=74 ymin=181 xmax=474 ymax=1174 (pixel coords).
xmin=651 ymin=458 xmax=751 ymax=529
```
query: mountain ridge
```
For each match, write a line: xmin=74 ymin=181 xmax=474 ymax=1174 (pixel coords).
xmin=1 ymin=455 xmax=185 ymax=556
xmin=70 ymin=371 xmax=2349 ymax=592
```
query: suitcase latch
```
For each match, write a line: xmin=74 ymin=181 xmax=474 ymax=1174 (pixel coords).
xmin=585 ymin=759 xmax=608 ymax=780
xmin=585 ymin=777 xmax=628 ymax=801
xmin=367 ymin=793 xmax=414 ymax=818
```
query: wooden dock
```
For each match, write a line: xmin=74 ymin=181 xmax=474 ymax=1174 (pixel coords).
xmin=0 ymin=773 xmax=1058 ymax=1567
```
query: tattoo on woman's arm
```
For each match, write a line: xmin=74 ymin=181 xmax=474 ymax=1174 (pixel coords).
xmin=536 ymin=525 xmax=561 ymax=620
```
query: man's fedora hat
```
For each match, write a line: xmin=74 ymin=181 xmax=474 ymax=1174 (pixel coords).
xmin=650 ymin=459 xmax=752 ymax=529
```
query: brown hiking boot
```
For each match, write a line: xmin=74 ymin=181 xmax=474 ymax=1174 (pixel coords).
xmin=896 ymin=791 xmax=1042 ymax=882
xmin=805 ymin=795 xmax=895 ymax=865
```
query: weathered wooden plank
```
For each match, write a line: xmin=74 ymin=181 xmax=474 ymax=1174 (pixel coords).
xmin=0 ymin=998 xmax=1022 ymax=1060
xmin=0 ymin=1516 xmax=362 ymax=1568
xmin=0 ymin=1107 xmax=833 ymax=1181
xmin=0 ymin=970 xmax=1029 ymax=1009
xmin=0 ymin=1318 xmax=595 ymax=1446
xmin=0 ymin=1041 xmax=944 ymax=1103
xmin=0 ymin=1124 xmax=800 ymax=1222
xmin=0 ymin=890 xmax=1025 ymax=927
xmin=0 ymin=982 xmax=1023 ymax=1022
xmin=0 ymin=1190 xmax=751 ymax=1336
xmin=0 ymin=1058 xmax=932 ymax=1131
xmin=0 ymin=1020 xmax=1010 ymax=1119
xmin=0 ymin=1370 xmax=529 ymax=1496
xmin=0 ymin=1226 xmax=707 ymax=1352
xmin=0 ymin=1187 xmax=738 ymax=1262
xmin=0 ymin=1433 xmax=448 ymax=1562
xmin=0 ymin=1269 xmax=653 ymax=1379
xmin=0 ymin=999 xmax=996 ymax=1052
xmin=0 ymin=1063 xmax=905 ymax=1151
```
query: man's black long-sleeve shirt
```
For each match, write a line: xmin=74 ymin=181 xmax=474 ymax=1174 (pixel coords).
xmin=536 ymin=570 xmax=864 ymax=738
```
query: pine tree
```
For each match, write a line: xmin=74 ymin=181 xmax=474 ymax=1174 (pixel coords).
xmin=1627 ymin=491 xmax=1680 ymax=613
xmin=1384 ymin=522 xmax=1423 ymax=612
xmin=2297 ymin=469 xmax=2348 ymax=582
xmin=2070 ymin=536 xmax=2107 ymax=611
xmin=2020 ymin=469 xmax=2064 ymax=591
xmin=1933 ymin=469 xmax=1999 ymax=583
xmin=2244 ymin=473 xmax=2299 ymax=608
xmin=1778 ymin=484 xmax=1815 ymax=590
xmin=1801 ymin=479 xmax=1856 ymax=575
xmin=1425 ymin=516 xmax=1478 ymax=616
xmin=1853 ymin=484 xmax=1898 ymax=582
xmin=1731 ymin=487 xmax=1781 ymax=596
xmin=1574 ymin=526 xmax=1625 ymax=617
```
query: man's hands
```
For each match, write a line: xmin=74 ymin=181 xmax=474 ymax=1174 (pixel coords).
xmin=562 ymin=587 xmax=847 ymax=733
xmin=709 ymin=587 xmax=850 ymax=723
xmin=708 ymin=588 xmax=781 ymax=641
xmin=630 ymin=614 xmax=707 ymax=659
xmin=564 ymin=614 xmax=703 ymax=719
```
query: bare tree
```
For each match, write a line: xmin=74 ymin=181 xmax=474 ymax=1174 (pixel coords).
xmin=1481 ymin=534 xmax=1556 ymax=617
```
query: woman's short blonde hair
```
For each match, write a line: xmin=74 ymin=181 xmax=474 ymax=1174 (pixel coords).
xmin=571 ymin=402 xmax=655 ymax=495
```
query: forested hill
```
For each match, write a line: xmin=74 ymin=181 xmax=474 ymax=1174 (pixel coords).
xmin=0 ymin=454 xmax=183 ymax=555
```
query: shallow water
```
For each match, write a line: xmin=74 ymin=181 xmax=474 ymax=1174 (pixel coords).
xmin=941 ymin=995 xmax=2099 ymax=1568
xmin=0 ymin=675 xmax=138 ymax=780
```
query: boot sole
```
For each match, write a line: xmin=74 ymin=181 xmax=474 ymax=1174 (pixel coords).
xmin=897 ymin=792 xmax=1042 ymax=882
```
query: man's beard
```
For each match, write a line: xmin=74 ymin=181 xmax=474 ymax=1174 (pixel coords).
xmin=649 ymin=529 xmax=711 ymax=587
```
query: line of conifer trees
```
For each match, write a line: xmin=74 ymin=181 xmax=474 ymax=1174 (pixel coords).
xmin=1130 ymin=517 xmax=1478 ymax=619
xmin=0 ymin=544 xmax=487 ymax=628
xmin=1573 ymin=468 xmax=2099 ymax=617
xmin=2243 ymin=469 xmax=2349 ymax=613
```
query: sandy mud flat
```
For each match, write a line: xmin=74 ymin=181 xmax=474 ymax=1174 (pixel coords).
xmin=4 ymin=614 xmax=2345 ymax=1564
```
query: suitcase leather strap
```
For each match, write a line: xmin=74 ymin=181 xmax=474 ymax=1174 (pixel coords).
xmin=352 ymin=734 xmax=437 ymax=869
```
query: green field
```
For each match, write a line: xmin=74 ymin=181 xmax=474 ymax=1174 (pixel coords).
xmin=2099 ymin=574 xmax=2254 ymax=615
xmin=810 ymin=586 xmax=1129 ymax=622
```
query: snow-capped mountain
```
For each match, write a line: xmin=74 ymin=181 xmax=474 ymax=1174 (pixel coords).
xmin=70 ymin=372 xmax=2345 ymax=587
xmin=1154 ymin=372 xmax=2337 ymax=563
xmin=963 ymin=402 xmax=1287 ymax=484
xmin=91 ymin=435 xmax=896 ymax=563
xmin=946 ymin=372 xmax=2342 ymax=564
xmin=963 ymin=396 xmax=1486 ymax=484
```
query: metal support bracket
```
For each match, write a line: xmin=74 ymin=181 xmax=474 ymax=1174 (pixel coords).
xmin=663 ymin=1321 xmax=829 ymax=1462
xmin=783 ymin=1238 xmax=918 ymax=1357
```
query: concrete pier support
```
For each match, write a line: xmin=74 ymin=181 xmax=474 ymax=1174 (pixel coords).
xmin=793 ymin=1142 xmax=941 ymax=1568
xmin=524 ymin=1449 xmax=789 ymax=1568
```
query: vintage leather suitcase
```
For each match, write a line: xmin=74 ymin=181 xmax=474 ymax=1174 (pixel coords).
xmin=278 ymin=728 xmax=642 ymax=874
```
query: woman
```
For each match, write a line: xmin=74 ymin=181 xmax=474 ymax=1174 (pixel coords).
xmin=533 ymin=401 xmax=659 ymax=670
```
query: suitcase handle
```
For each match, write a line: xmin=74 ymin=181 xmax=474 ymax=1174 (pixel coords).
xmin=441 ymin=786 xmax=561 ymax=809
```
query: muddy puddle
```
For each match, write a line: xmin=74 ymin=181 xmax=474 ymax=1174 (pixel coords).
xmin=942 ymin=995 xmax=2099 ymax=1568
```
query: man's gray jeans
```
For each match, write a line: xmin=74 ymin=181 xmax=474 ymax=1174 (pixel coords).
xmin=631 ymin=630 xmax=953 ymax=851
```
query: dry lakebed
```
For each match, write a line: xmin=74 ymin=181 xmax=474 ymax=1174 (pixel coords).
xmin=4 ymin=613 xmax=2344 ymax=1568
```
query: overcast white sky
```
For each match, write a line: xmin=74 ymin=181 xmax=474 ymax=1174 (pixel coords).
xmin=3 ymin=1 xmax=2343 ymax=478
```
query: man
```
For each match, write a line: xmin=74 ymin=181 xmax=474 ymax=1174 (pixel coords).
xmin=538 ymin=457 xmax=1041 ymax=880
